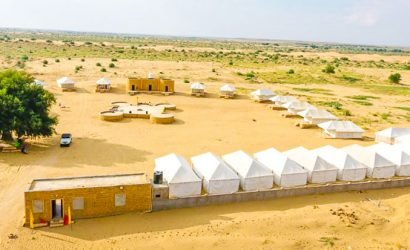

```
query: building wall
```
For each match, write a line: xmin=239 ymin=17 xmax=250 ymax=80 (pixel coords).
xmin=127 ymin=78 xmax=174 ymax=92
xmin=25 ymin=184 xmax=152 ymax=225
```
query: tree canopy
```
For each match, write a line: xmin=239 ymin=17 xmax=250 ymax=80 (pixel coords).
xmin=0 ymin=69 xmax=57 ymax=141
xmin=388 ymin=73 xmax=401 ymax=84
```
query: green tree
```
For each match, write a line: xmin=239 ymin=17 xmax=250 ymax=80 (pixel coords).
xmin=323 ymin=65 xmax=335 ymax=74
xmin=0 ymin=69 xmax=57 ymax=141
xmin=388 ymin=73 xmax=401 ymax=84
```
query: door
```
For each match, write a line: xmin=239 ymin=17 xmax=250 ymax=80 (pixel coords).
xmin=51 ymin=199 xmax=63 ymax=220
xmin=149 ymin=85 xmax=152 ymax=91
xmin=131 ymin=85 xmax=135 ymax=91
xmin=165 ymin=86 xmax=169 ymax=92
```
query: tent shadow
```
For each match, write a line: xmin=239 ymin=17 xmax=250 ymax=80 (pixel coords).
xmin=0 ymin=137 xmax=151 ymax=168
xmin=36 ymin=187 xmax=410 ymax=241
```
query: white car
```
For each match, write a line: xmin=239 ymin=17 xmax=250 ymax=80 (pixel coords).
xmin=60 ymin=133 xmax=72 ymax=147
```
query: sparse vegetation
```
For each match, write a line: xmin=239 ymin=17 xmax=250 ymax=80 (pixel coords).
xmin=100 ymin=67 xmax=107 ymax=72
xmin=323 ymin=65 xmax=335 ymax=74
xmin=388 ymin=73 xmax=401 ymax=84
xmin=109 ymin=63 xmax=115 ymax=68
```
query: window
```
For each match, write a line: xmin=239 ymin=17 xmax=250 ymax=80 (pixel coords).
xmin=72 ymin=197 xmax=84 ymax=210
xmin=115 ymin=193 xmax=126 ymax=207
xmin=32 ymin=200 xmax=44 ymax=213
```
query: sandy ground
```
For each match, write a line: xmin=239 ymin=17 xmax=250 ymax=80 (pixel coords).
xmin=0 ymin=57 xmax=409 ymax=249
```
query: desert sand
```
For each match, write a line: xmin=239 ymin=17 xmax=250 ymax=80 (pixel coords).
xmin=0 ymin=56 xmax=409 ymax=249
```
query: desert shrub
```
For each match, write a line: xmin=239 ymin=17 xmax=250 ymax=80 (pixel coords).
xmin=323 ymin=65 xmax=335 ymax=74
xmin=96 ymin=62 xmax=101 ymax=66
xmin=109 ymin=63 xmax=115 ymax=68
xmin=184 ymin=79 xmax=190 ymax=83
xmin=42 ymin=60 xmax=48 ymax=65
xmin=111 ymin=58 xmax=118 ymax=62
xmin=388 ymin=73 xmax=401 ymax=83
xmin=212 ymin=68 xmax=216 ymax=72
xmin=100 ymin=67 xmax=107 ymax=72
xmin=55 ymin=59 xmax=60 ymax=63
xmin=21 ymin=55 xmax=29 ymax=61
xmin=245 ymin=71 xmax=256 ymax=78
xmin=81 ymin=58 xmax=85 ymax=62
xmin=68 ymin=57 xmax=71 ymax=60
xmin=287 ymin=69 xmax=295 ymax=74
xmin=229 ymin=61 xmax=233 ymax=65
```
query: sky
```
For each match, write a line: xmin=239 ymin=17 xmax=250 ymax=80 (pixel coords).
xmin=0 ymin=0 xmax=409 ymax=47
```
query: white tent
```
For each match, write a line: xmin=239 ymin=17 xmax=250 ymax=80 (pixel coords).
xmin=191 ymin=152 xmax=240 ymax=194
xmin=96 ymin=77 xmax=111 ymax=92
xmin=250 ymin=89 xmax=276 ymax=102
xmin=222 ymin=150 xmax=274 ymax=191
xmin=318 ymin=121 xmax=364 ymax=139
xmin=190 ymin=82 xmax=205 ymax=96
xmin=56 ymin=77 xmax=75 ymax=89
xmin=154 ymin=153 xmax=202 ymax=198
xmin=96 ymin=77 xmax=112 ymax=86
xmin=341 ymin=144 xmax=396 ymax=179
xmin=33 ymin=79 xmax=47 ymax=87
xmin=367 ymin=143 xmax=410 ymax=176
xmin=375 ymin=127 xmax=410 ymax=144
xmin=395 ymin=134 xmax=410 ymax=145
xmin=219 ymin=84 xmax=236 ymax=98
xmin=297 ymin=109 xmax=338 ymax=125
xmin=269 ymin=95 xmax=298 ymax=105
xmin=312 ymin=145 xmax=367 ymax=181
xmin=254 ymin=148 xmax=308 ymax=187
xmin=283 ymin=146 xmax=338 ymax=184
xmin=281 ymin=101 xmax=315 ymax=115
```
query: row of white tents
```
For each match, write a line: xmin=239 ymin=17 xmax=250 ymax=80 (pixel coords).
xmin=34 ymin=77 xmax=112 ymax=90
xmin=375 ymin=127 xmax=410 ymax=145
xmin=250 ymin=89 xmax=364 ymax=139
xmin=190 ymin=82 xmax=237 ymax=98
xmin=154 ymin=141 xmax=410 ymax=198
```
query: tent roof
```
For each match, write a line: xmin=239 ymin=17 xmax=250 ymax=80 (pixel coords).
xmin=283 ymin=146 xmax=336 ymax=171
xmin=318 ymin=121 xmax=364 ymax=133
xmin=222 ymin=150 xmax=272 ymax=178
xmin=96 ymin=77 xmax=112 ymax=85
xmin=282 ymin=101 xmax=315 ymax=110
xmin=376 ymin=127 xmax=410 ymax=138
xmin=57 ymin=77 xmax=75 ymax=84
xmin=341 ymin=144 xmax=394 ymax=168
xmin=190 ymin=82 xmax=205 ymax=90
xmin=297 ymin=109 xmax=337 ymax=119
xmin=250 ymin=89 xmax=275 ymax=96
xmin=312 ymin=145 xmax=365 ymax=170
xmin=269 ymin=95 xmax=298 ymax=103
xmin=395 ymin=134 xmax=410 ymax=144
xmin=254 ymin=148 xmax=307 ymax=175
xmin=220 ymin=84 xmax=236 ymax=92
xmin=154 ymin=153 xmax=200 ymax=184
xmin=191 ymin=152 xmax=239 ymax=180
xmin=367 ymin=143 xmax=410 ymax=166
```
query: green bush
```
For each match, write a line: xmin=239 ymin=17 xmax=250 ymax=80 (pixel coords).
xmin=287 ymin=69 xmax=295 ymax=74
xmin=323 ymin=65 xmax=335 ymax=74
xmin=81 ymin=58 xmax=85 ymax=62
xmin=96 ymin=62 xmax=101 ymax=67
xmin=55 ymin=59 xmax=60 ymax=63
xmin=388 ymin=73 xmax=401 ymax=83
xmin=42 ymin=60 xmax=48 ymax=65
xmin=21 ymin=55 xmax=29 ymax=61
xmin=100 ymin=67 xmax=107 ymax=72
xmin=111 ymin=58 xmax=118 ymax=62
xmin=109 ymin=63 xmax=115 ymax=68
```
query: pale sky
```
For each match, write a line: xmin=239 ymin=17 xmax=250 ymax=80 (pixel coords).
xmin=1 ymin=0 xmax=409 ymax=46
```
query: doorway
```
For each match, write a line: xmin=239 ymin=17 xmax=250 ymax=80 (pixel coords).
xmin=149 ymin=85 xmax=152 ymax=91
xmin=165 ymin=86 xmax=169 ymax=92
xmin=131 ymin=85 xmax=135 ymax=91
xmin=51 ymin=199 xmax=63 ymax=220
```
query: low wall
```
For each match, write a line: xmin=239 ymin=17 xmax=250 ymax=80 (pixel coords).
xmin=152 ymin=177 xmax=410 ymax=211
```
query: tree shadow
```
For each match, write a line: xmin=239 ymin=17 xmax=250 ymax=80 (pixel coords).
xmin=0 ymin=137 xmax=151 ymax=168
xmin=37 ymin=186 xmax=410 ymax=241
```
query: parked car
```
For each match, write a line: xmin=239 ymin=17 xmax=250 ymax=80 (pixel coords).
xmin=60 ymin=133 xmax=72 ymax=147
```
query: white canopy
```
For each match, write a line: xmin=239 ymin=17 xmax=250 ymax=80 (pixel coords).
xmin=297 ymin=109 xmax=338 ymax=124
xmin=33 ymin=79 xmax=46 ymax=86
xmin=312 ymin=145 xmax=367 ymax=181
xmin=191 ymin=152 xmax=240 ymax=194
xmin=375 ymin=127 xmax=410 ymax=144
xmin=222 ymin=150 xmax=274 ymax=191
xmin=220 ymin=84 xmax=236 ymax=92
xmin=341 ymin=144 xmax=396 ymax=179
xmin=367 ymin=143 xmax=410 ymax=176
xmin=282 ymin=101 xmax=315 ymax=114
xmin=57 ymin=77 xmax=75 ymax=85
xmin=254 ymin=148 xmax=307 ymax=187
xmin=190 ymin=82 xmax=205 ymax=90
xmin=96 ymin=77 xmax=112 ymax=85
xmin=318 ymin=121 xmax=364 ymax=139
xmin=283 ymin=146 xmax=338 ymax=184
xmin=395 ymin=134 xmax=410 ymax=145
xmin=154 ymin=153 xmax=201 ymax=198
xmin=269 ymin=95 xmax=298 ymax=105
xmin=250 ymin=89 xmax=275 ymax=97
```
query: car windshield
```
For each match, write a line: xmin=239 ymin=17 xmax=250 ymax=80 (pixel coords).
xmin=61 ymin=134 xmax=71 ymax=138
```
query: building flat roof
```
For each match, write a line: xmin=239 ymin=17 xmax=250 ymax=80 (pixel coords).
xmin=28 ymin=173 xmax=149 ymax=192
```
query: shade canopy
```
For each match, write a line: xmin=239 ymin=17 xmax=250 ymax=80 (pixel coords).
xmin=250 ymin=89 xmax=275 ymax=97
xmin=312 ymin=145 xmax=367 ymax=181
xmin=254 ymin=148 xmax=308 ymax=187
xmin=154 ymin=153 xmax=201 ymax=198
xmin=96 ymin=77 xmax=112 ymax=85
xmin=222 ymin=150 xmax=274 ymax=191
xmin=191 ymin=152 xmax=240 ymax=194
xmin=269 ymin=95 xmax=298 ymax=104
xmin=57 ymin=77 xmax=75 ymax=84
xmin=190 ymin=82 xmax=205 ymax=90
xmin=220 ymin=84 xmax=236 ymax=92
